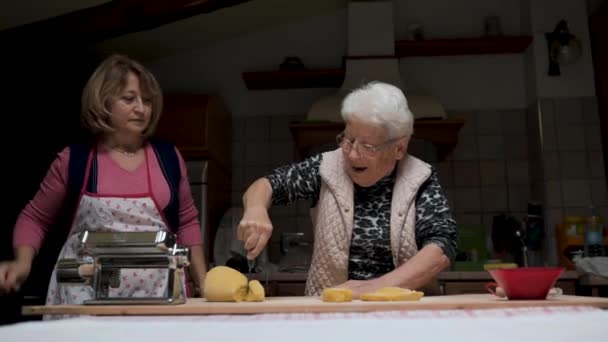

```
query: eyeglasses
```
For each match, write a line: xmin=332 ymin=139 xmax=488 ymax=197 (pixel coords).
xmin=336 ymin=132 xmax=403 ymax=157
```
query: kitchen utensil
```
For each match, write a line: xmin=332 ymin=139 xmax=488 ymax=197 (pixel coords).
xmin=55 ymin=230 xmax=190 ymax=305
xmin=247 ymin=259 xmax=256 ymax=274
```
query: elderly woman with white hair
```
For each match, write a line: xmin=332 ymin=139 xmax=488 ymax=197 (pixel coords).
xmin=238 ymin=81 xmax=457 ymax=297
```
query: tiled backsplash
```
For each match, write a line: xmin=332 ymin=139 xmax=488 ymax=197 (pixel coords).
xmin=229 ymin=96 xmax=605 ymax=265
xmin=419 ymin=108 xmax=531 ymax=230
xmin=531 ymin=97 xmax=607 ymax=265
xmin=231 ymin=114 xmax=309 ymax=262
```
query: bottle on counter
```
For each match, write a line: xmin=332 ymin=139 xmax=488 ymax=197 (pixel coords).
xmin=585 ymin=206 xmax=605 ymax=257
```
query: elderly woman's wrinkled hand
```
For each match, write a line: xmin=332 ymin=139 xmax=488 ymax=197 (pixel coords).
xmin=237 ymin=206 xmax=273 ymax=260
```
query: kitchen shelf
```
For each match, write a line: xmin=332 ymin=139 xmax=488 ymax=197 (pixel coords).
xmin=394 ymin=35 xmax=533 ymax=57
xmin=242 ymin=36 xmax=533 ymax=90
xmin=288 ymin=119 xmax=466 ymax=160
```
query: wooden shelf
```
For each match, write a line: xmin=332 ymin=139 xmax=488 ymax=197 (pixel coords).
xmin=242 ymin=36 xmax=532 ymax=90
xmin=288 ymin=119 xmax=465 ymax=160
xmin=394 ymin=35 xmax=533 ymax=57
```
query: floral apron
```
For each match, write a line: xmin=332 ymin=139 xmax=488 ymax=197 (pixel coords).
xmin=44 ymin=146 xmax=185 ymax=316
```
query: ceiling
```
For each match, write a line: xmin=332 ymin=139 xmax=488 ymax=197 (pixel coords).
xmin=0 ymin=0 xmax=347 ymax=62
xmin=0 ymin=0 xmax=109 ymax=30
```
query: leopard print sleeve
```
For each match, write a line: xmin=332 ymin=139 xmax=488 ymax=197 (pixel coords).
xmin=415 ymin=169 xmax=458 ymax=262
xmin=265 ymin=154 xmax=323 ymax=205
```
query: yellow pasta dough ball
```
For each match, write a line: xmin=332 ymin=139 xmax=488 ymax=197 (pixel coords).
xmin=203 ymin=266 xmax=249 ymax=302
xmin=246 ymin=280 xmax=266 ymax=302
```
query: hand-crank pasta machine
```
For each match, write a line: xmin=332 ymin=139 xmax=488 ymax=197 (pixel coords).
xmin=56 ymin=230 xmax=190 ymax=305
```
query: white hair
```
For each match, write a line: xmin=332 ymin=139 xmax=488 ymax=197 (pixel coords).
xmin=340 ymin=81 xmax=414 ymax=139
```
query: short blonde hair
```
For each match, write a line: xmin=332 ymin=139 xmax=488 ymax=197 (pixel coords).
xmin=81 ymin=54 xmax=163 ymax=138
xmin=341 ymin=81 xmax=414 ymax=139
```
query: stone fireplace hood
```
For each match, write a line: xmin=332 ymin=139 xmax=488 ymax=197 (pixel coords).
xmin=307 ymin=0 xmax=447 ymax=122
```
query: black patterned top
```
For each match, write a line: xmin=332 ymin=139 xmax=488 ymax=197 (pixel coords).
xmin=266 ymin=154 xmax=457 ymax=280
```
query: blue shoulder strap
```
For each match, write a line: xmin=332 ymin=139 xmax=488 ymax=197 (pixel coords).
xmin=150 ymin=139 xmax=181 ymax=234
xmin=67 ymin=141 xmax=181 ymax=234
xmin=66 ymin=143 xmax=95 ymax=220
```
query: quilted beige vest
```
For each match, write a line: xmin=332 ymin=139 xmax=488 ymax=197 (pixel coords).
xmin=305 ymin=149 xmax=432 ymax=296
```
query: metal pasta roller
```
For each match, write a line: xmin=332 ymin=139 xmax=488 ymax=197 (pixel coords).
xmin=56 ymin=230 xmax=190 ymax=305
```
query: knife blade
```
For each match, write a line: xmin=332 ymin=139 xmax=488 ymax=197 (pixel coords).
xmin=247 ymin=258 xmax=255 ymax=274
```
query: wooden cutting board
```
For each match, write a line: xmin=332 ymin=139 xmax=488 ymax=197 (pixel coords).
xmin=22 ymin=294 xmax=608 ymax=316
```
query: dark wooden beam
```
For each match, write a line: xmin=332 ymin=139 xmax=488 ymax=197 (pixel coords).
xmin=590 ymin=1 xmax=608 ymax=185
xmin=0 ymin=0 xmax=253 ymax=49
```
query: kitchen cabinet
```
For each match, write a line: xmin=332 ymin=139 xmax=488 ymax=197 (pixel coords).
xmin=154 ymin=93 xmax=232 ymax=265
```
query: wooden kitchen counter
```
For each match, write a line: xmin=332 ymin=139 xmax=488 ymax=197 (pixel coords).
xmin=22 ymin=294 xmax=608 ymax=316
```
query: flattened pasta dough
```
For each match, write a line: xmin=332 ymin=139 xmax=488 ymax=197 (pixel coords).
xmin=360 ymin=287 xmax=424 ymax=301
xmin=322 ymin=287 xmax=354 ymax=302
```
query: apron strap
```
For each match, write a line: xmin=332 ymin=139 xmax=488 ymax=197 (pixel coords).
xmin=150 ymin=140 xmax=181 ymax=234
xmin=67 ymin=143 xmax=97 ymax=198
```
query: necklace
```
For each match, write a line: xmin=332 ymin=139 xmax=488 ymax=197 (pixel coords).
xmin=116 ymin=150 xmax=138 ymax=157
xmin=110 ymin=147 xmax=139 ymax=157
xmin=103 ymin=141 xmax=141 ymax=156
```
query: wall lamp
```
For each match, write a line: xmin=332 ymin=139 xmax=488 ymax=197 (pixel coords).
xmin=545 ymin=19 xmax=582 ymax=76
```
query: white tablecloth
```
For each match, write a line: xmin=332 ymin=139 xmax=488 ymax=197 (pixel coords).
xmin=2 ymin=306 xmax=607 ymax=342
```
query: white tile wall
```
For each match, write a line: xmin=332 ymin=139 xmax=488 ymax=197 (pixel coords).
xmin=533 ymin=97 xmax=607 ymax=265
xmin=554 ymin=98 xmax=583 ymax=125
xmin=450 ymin=135 xmax=478 ymax=160
xmin=477 ymin=110 xmax=503 ymax=135
xmin=507 ymin=160 xmax=530 ymax=185
xmin=589 ymin=151 xmax=606 ymax=178
xmin=541 ymin=124 xmax=558 ymax=152
xmin=478 ymin=135 xmax=505 ymax=159
xmin=556 ymin=125 xmax=586 ymax=151
xmin=480 ymin=160 xmax=506 ymax=186
xmin=590 ymin=179 xmax=608 ymax=206
xmin=502 ymin=109 xmax=527 ymax=135
xmin=585 ymin=125 xmax=603 ymax=151
xmin=559 ymin=152 xmax=589 ymax=179
xmin=453 ymin=161 xmax=480 ymax=187
xmin=561 ymin=180 xmax=591 ymax=207
xmin=508 ymin=185 xmax=530 ymax=212
xmin=542 ymin=152 xmax=560 ymax=180
xmin=505 ymin=135 xmax=528 ymax=160
xmin=545 ymin=180 xmax=563 ymax=207
xmin=582 ymin=97 xmax=600 ymax=124
xmin=452 ymin=188 xmax=482 ymax=212
xmin=480 ymin=186 xmax=508 ymax=212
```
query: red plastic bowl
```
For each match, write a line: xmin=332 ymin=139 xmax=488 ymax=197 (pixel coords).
xmin=487 ymin=267 xmax=564 ymax=300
